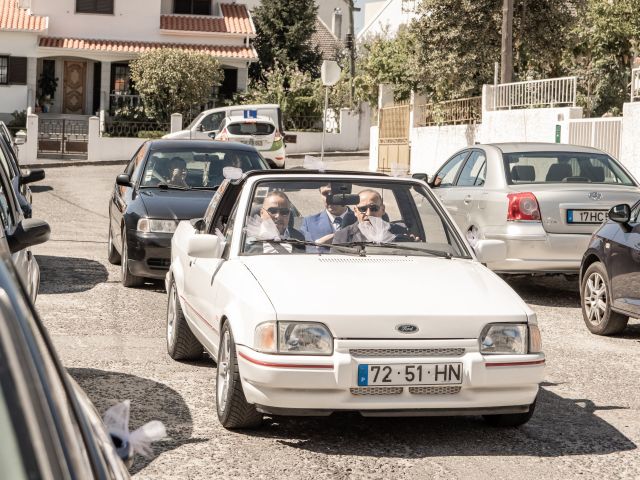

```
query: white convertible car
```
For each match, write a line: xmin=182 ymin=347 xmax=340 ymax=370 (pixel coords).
xmin=166 ymin=170 xmax=545 ymax=429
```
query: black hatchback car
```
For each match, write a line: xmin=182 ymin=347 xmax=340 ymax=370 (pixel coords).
xmin=580 ymin=200 xmax=640 ymax=335
xmin=108 ymin=140 xmax=269 ymax=287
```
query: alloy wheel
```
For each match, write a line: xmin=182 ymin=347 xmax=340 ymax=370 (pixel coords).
xmin=217 ymin=330 xmax=231 ymax=413
xmin=584 ymin=272 xmax=607 ymax=326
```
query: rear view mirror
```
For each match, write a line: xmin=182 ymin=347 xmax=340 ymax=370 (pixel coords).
xmin=328 ymin=193 xmax=360 ymax=206
xmin=7 ymin=218 xmax=51 ymax=253
xmin=609 ymin=204 xmax=630 ymax=224
xmin=20 ymin=168 xmax=45 ymax=185
xmin=474 ymin=239 xmax=506 ymax=264
xmin=187 ymin=233 xmax=224 ymax=259
xmin=116 ymin=174 xmax=132 ymax=187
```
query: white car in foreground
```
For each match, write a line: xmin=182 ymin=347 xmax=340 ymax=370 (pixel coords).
xmin=166 ymin=170 xmax=544 ymax=429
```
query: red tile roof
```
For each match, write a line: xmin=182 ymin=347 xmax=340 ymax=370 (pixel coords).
xmin=160 ymin=3 xmax=254 ymax=35
xmin=312 ymin=18 xmax=343 ymax=61
xmin=38 ymin=37 xmax=257 ymax=60
xmin=0 ymin=0 xmax=47 ymax=32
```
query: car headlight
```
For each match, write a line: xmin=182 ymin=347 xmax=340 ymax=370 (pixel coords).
xmin=254 ymin=321 xmax=333 ymax=355
xmin=479 ymin=323 xmax=527 ymax=355
xmin=137 ymin=218 xmax=178 ymax=233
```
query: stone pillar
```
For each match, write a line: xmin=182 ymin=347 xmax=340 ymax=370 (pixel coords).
xmin=23 ymin=114 xmax=38 ymax=163
xmin=170 ymin=113 xmax=183 ymax=133
xmin=88 ymin=116 xmax=100 ymax=162
xmin=26 ymin=57 xmax=37 ymax=112
xmin=99 ymin=61 xmax=112 ymax=119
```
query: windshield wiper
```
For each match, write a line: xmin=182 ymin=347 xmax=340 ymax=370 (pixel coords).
xmin=191 ymin=185 xmax=219 ymax=190
xmin=331 ymin=241 xmax=453 ymax=258
xmin=248 ymin=238 xmax=358 ymax=254
xmin=155 ymin=183 xmax=191 ymax=190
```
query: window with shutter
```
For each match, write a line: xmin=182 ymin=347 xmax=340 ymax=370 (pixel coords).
xmin=173 ymin=0 xmax=211 ymax=15
xmin=76 ymin=0 xmax=114 ymax=14
xmin=0 ymin=57 xmax=8 ymax=85
xmin=8 ymin=57 xmax=27 ymax=85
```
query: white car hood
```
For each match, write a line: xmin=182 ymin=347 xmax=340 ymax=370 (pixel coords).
xmin=240 ymin=255 xmax=531 ymax=339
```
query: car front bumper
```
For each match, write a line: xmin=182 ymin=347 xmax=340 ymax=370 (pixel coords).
xmin=126 ymin=229 xmax=173 ymax=279
xmin=483 ymin=223 xmax=592 ymax=274
xmin=236 ymin=339 xmax=544 ymax=416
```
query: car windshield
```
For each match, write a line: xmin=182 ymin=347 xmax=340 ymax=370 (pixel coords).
xmin=240 ymin=178 xmax=469 ymax=258
xmin=504 ymin=151 xmax=635 ymax=185
xmin=227 ymin=122 xmax=275 ymax=136
xmin=140 ymin=148 xmax=267 ymax=189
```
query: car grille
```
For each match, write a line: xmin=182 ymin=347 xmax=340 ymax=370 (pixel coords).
xmin=350 ymin=387 xmax=403 ymax=396
xmin=350 ymin=386 xmax=462 ymax=396
xmin=408 ymin=386 xmax=461 ymax=395
xmin=146 ymin=258 xmax=170 ymax=270
xmin=349 ymin=348 xmax=465 ymax=357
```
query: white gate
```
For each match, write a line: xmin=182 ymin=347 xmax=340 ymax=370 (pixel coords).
xmin=567 ymin=118 xmax=622 ymax=159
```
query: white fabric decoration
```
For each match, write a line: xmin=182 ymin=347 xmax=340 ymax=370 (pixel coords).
xmin=358 ymin=216 xmax=395 ymax=243
xmin=303 ymin=155 xmax=327 ymax=171
xmin=244 ymin=215 xmax=281 ymax=241
xmin=103 ymin=400 xmax=167 ymax=458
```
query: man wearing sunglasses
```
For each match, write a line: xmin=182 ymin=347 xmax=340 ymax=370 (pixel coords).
xmin=332 ymin=189 xmax=411 ymax=244
xmin=255 ymin=191 xmax=305 ymax=253
xmin=301 ymin=184 xmax=357 ymax=252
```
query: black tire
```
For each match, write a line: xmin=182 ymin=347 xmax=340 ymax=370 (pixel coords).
xmin=107 ymin=223 xmax=121 ymax=265
xmin=120 ymin=228 xmax=144 ymax=288
xmin=166 ymin=279 xmax=203 ymax=361
xmin=216 ymin=321 xmax=263 ymax=429
xmin=581 ymin=262 xmax=628 ymax=335
xmin=483 ymin=400 xmax=536 ymax=427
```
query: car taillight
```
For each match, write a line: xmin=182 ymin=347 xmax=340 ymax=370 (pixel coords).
xmin=274 ymin=130 xmax=282 ymax=142
xmin=507 ymin=192 xmax=541 ymax=221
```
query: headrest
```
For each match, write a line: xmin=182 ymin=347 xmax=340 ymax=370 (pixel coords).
xmin=545 ymin=163 xmax=573 ymax=182
xmin=511 ymin=165 xmax=535 ymax=182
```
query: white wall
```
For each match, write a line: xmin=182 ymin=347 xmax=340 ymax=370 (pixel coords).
xmin=0 ymin=32 xmax=36 ymax=118
xmin=410 ymin=124 xmax=480 ymax=174
xmin=621 ymin=102 xmax=640 ymax=179
xmin=368 ymin=125 xmax=379 ymax=172
xmin=478 ymin=107 xmax=583 ymax=144
xmin=0 ymin=86 xmax=28 ymax=120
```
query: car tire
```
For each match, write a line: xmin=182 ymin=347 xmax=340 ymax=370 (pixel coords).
xmin=120 ymin=228 xmax=143 ymax=288
xmin=581 ymin=262 xmax=628 ymax=335
xmin=216 ymin=321 xmax=263 ymax=429
xmin=107 ymin=223 xmax=121 ymax=265
xmin=483 ymin=400 xmax=536 ymax=427
xmin=166 ymin=279 xmax=203 ymax=361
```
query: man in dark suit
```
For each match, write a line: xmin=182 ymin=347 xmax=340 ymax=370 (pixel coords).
xmin=301 ymin=184 xmax=357 ymax=251
xmin=245 ymin=191 xmax=305 ymax=254
xmin=333 ymin=189 xmax=410 ymax=244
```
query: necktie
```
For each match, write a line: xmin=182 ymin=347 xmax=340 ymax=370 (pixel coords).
xmin=333 ymin=216 xmax=343 ymax=231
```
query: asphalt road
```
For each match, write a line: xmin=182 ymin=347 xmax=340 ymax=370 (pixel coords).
xmin=31 ymin=157 xmax=640 ymax=479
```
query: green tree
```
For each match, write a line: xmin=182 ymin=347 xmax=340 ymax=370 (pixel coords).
xmin=251 ymin=0 xmax=322 ymax=80
xmin=129 ymin=49 xmax=223 ymax=122
xmin=354 ymin=26 xmax=418 ymax=106
xmin=566 ymin=0 xmax=640 ymax=116
xmin=411 ymin=0 xmax=574 ymax=101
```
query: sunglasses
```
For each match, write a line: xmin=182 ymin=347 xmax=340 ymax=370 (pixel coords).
xmin=357 ymin=204 xmax=381 ymax=213
xmin=264 ymin=207 xmax=291 ymax=215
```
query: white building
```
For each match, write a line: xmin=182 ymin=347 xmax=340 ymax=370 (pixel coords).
xmin=0 ymin=0 xmax=257 ymax=121
xmin=357 ymin=0 xmax=417 ymax=39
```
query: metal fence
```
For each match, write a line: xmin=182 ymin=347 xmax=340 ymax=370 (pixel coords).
xmin=284 ymin=115 xmax=324 ymax=132
xmin=567 ymin=117 xmax=622 ymax=159
xmin=488 ymin=76 xmax=577 ymax=110
xmin=104 ymin=120 xmax=170 ymax=138
xmin=38 ymin=118 xmax=88 ymax=157
xmin=109 ymin=93 xmax=143 ymax=115
xmin=414 ymin=96 xmax=482 ymax=127
xmin=632 ymin=68 xmax=640 ymax=102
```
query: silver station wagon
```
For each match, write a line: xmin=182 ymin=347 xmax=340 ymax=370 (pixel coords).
xmin=426 ymin=143 xmax=640 ymax=275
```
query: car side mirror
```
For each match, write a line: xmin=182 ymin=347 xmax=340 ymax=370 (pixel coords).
xmin=187 ymin=233 xmax=224 ymax=259
xmin=7 ymin=218 xmax=51 ymax=253
xmin=474 ymin=239 xmax=506 ymax=264
xmin=208 ymin=131 xmax=218 ymax=139
xmin=412 ymin=173 xmax=428 ymax=182
xmin=116 ymin=174 xmax=132 ymax=187
xmin=609 ymin=204 xmax=630 ymax=224
xmin=20 ymin=168 xmax=45 ymax=185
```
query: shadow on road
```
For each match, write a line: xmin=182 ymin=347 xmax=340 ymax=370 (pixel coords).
xmin=30 ymin=184 xmax=53 ymax=193
xmin=505 ymin=276 xmax=581 ymax=308
xmin=69 ymin=368 xmax=202 ymax=475
xmin=245 ymin=387 xmax=635 ymax=458
xmin=37 ymin=255 xmax=108 ymax=294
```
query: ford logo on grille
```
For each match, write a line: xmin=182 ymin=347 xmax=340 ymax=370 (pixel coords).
xmin=588 ymin=192 xmax=603 ymax=201
xmin=396 ymin=324 xmax=419 ymax=334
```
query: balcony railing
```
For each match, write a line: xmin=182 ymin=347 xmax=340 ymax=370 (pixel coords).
xmin=109 ymin=93 xmax=142 ymax=115
xmin=414 ymin=96 xmax=482 ymax=127
xmin=487 ymin=76 xmax=577 ymax=111
xmin=104 ymin=120 xmax=170 ymax=138
xmin=632 ymin=68 xmax=640 ymax=102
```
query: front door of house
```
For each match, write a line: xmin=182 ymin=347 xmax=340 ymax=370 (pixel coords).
xmin=63 ymin=61 xmax=86 ymax=114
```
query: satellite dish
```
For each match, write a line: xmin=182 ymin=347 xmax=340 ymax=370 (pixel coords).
xmin=321 ymin=60 xmax=341 ymax=86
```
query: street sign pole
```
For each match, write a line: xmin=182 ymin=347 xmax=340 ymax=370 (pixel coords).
xmin=319 ymin=60 xmax=342 ymax=163
xmin=321 ymin=86 xmax=329 ymax=161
